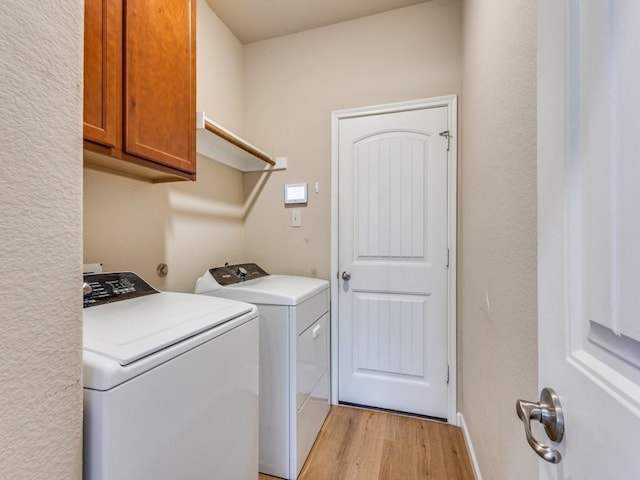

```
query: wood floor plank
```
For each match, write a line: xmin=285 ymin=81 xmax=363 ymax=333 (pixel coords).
xmin=259 ymin=405 xmax=474 ymax=480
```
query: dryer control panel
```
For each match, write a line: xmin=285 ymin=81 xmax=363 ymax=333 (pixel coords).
xmin=83 ymin=272 xmax=158 ymax=308
xmin=209 ymin=263 xmax=269 ymax=286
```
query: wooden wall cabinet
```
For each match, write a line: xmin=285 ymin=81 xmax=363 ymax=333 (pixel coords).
xmin=83 ymin=0 xmax=196 ymax=182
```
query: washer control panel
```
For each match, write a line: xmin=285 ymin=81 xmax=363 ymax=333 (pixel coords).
xmin=83 ymin=272 xmax=158 ymax=308
xmin=209 ymin=263 xmax=269 ymax=286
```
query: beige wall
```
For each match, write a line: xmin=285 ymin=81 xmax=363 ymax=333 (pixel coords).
xmin=197 ymin=0 xmax=244 ymax=133
xmin=460 ymin=0 xmax=538 ymax=478
xmin=0 ymin=1 xmax=84 ymax=478
xmin=83 ymin=0 xmax=246 ymax=293
xmin=242 ymin=0 xmax=463 ymax=279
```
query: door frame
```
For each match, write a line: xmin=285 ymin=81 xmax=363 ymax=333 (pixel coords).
xmin=330 ymin=95 xmax=458 ymax=423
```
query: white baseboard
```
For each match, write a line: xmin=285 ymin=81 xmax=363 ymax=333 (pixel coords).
xmin=457 ymin=412 xmax=483 ymax=480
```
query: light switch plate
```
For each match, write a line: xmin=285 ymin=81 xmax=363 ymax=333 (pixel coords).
xmin=291 ymin=209 xmax=302 ymax=227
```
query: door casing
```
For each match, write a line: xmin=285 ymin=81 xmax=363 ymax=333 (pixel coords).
xmin=330 ymin=95 xmax=458 ymax=423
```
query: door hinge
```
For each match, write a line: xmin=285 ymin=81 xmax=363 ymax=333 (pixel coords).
xmin=446 ymin=364 xmax=450 ymax=385
xmin=439 ymin=130 xmax=451 ymax=151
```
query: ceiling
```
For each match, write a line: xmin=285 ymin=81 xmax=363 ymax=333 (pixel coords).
xmin=205 ymin=0 xmax=429 ymax=44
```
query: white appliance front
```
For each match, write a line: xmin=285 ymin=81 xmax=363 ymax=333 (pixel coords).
xmin=83 ymin=272 xmax=259 ymax=480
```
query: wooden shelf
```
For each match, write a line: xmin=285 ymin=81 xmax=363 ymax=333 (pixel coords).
xmin=196 ymin=112 xmax=286 ymax=172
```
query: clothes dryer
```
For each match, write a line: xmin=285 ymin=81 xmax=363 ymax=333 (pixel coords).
xmin=195 ymin=263 xmax=330 ymax=479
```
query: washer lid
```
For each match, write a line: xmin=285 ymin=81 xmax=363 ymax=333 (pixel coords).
xmin=208 ymin=274 xmax=329 ymax=305
xmin=83 ymin=291 xmax=253 ymax=366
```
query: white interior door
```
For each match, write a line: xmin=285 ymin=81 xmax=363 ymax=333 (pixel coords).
xmin=336 ymin=101 xmax=453 ymax=419
xmin=534 ymin=1 xmax=640 ymax=477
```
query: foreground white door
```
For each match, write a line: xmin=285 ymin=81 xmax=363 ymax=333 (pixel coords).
xmin=335 ymin=99 xmax=455 ymax=419
xmin=533 ymin=1 xmax=640 ymax=477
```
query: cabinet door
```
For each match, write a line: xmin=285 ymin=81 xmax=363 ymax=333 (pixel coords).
xmin=83 ymin=0 xmax=121 ymax=148
xmin=124 ymin=0 xmax=196 ymax=174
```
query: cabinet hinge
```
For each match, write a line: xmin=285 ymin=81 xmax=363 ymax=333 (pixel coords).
xmin=447 ymin=364 xmax=450 ymax=385
xmin=439 ymin=130 xmax=451 ymax=151
xmin=446 ymin=248 xmax=450 ymax=268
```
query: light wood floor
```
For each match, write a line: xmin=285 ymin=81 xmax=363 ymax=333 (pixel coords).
xmin=259 ymin=405 xmax=474 ymax=480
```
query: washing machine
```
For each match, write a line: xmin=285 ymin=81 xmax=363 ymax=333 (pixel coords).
xmin=195 ymin=263 xmax=330 ymax=479
xmin=82 ymin=271 xmax=259 ymax=480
